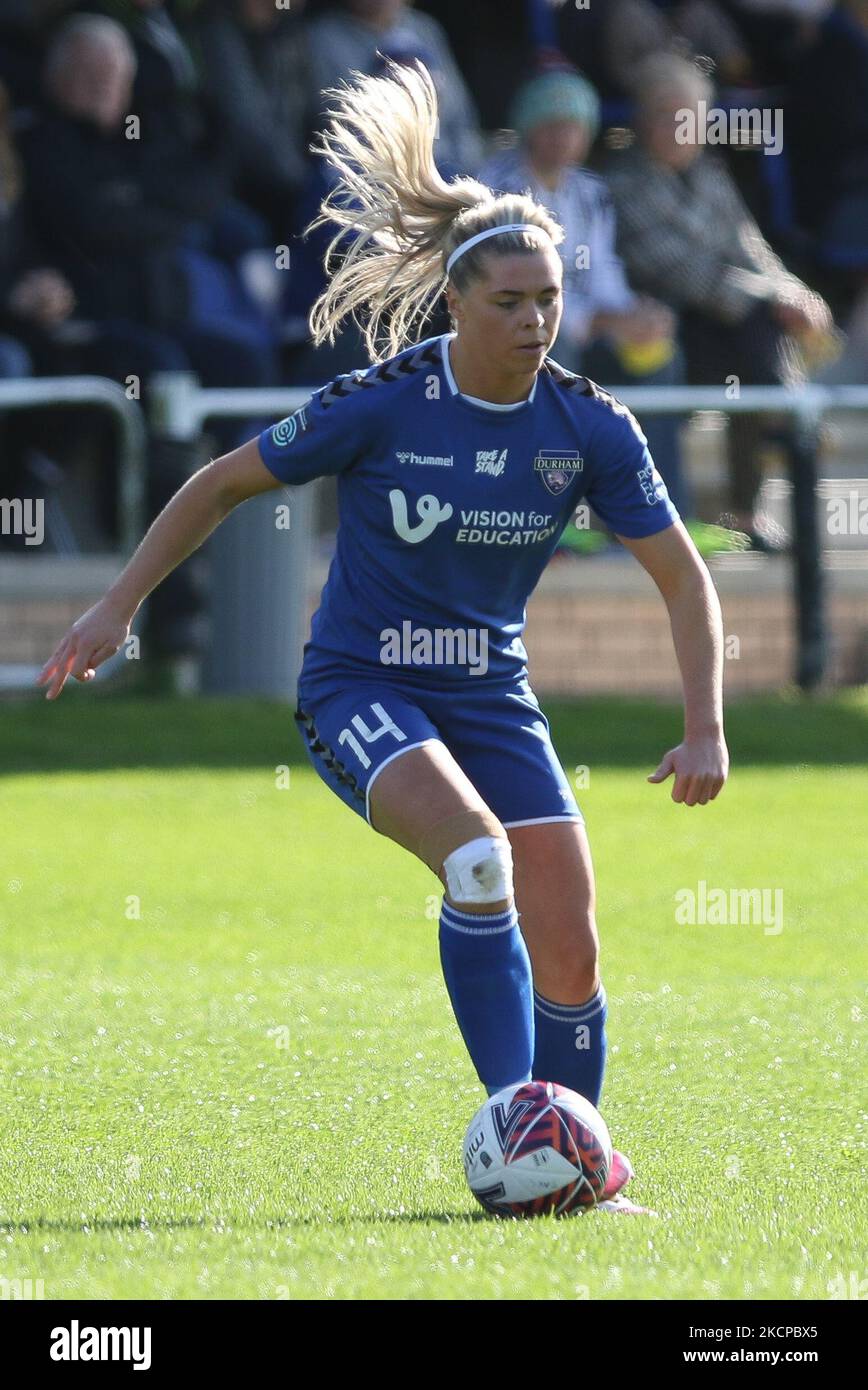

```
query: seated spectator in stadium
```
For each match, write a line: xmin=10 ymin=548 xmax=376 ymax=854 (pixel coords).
xmin=553 ymin=0 xmax=752 ymax=102
xmin=0 ymin=77 xmax=38 ymax=379
xmin=606 ymin=53 xmax=835 ymax=549
xmin=0 ymin=70 xmax=86 ymax=531
xmin=71 ymin=0 xmax=271 ymax=261
xmin=74 ymin=0 xmax=223 ymax=171
xmin=788 ymin=1 xmax=868 ymax=288
xmin=727 ymin=1 xmax=834 ymax=83
xmin=0 ymin=2 xmax=49 ymax=108
xmin=290 ymin=2 xmax=483 ymax=380
xmin=478 ymin=68 xmax=694 ymax=524
xmin=20 ymin=16 xmax=278 ymax=388
xmin=191 ymin=0 xmax=315 ymax=243
xmin=414 ymin=0 xmax=532 ymax=130
xmin=308 ymin=0 xmax=484 ymax=177
xmin=20 ymin=15 xmax=282 ymax=656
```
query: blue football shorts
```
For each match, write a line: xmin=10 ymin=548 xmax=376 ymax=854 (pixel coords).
xmin=293 ymin=672 xmax=584 ymax=831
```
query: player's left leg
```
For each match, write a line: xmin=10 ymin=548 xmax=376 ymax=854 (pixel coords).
xmin=506 ymin=817 xmax=653 ymax=1211
xmin=506 ymin=818 xmax=608 ymax=1109
xmin=424 ymin=676 xmax=608 ymax=1106
xmin=507 ymin=818 xmax=599 ymax=1001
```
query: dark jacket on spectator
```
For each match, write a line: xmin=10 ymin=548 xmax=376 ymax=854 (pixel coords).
xmin=0 ymin=92 xmax=43 ymax=339
xmin=415 ymin=0 xmax=530 ymax=130
xmin=192 ymin=2 xmax=314 ymax=219
xmin=74 ymin=0 xmax=233 ymax=206
xmin=788 ymin=4 xmax=868 ymax=236
xmin=19 ymin=105 xmax=202 ymax=324
xmin=0 ymin=193 xmax=23 ymax=328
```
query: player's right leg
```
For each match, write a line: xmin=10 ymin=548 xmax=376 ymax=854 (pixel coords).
xmin=368 ymin=740 xmax=509 ymax=911
xmin=368 ymin=742 xmax=535 ymax=1097
xmin=292 ymin=682 xmax=533 ymax=1095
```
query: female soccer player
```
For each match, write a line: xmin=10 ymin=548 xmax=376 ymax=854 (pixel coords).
xmin=37 ymin=62 xmax=728 ymax=1214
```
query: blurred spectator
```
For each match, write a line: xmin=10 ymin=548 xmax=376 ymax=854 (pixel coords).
xmin=788 ymin=1 xmax=868 ymax=283
xmin=479 ymin=68 xmax=693 ymax=522
xmin=0 ymin=77 xmax=38 ymax=379
xmin=74 ymin=0 xmax=227 ymax=178
xmin=722 ymin=1 xmax=834 ymax=83
xmin=286 ymin=1 xmax=487 ymax=380
xmin=20 ymin=16 xmax=278 ymax=385
xmin=415 ymin=0 xmax=531 ymax=130
xmin=18 ymin=15 xmax=282 ymax=654
xmin=0 ymin=69 xmax=85 ymax=550
xmin=191 ymin=0 xmax=315 ymax=241
xmin=554 ymin=0 xmax=751 ymax=101
xmin=71 ymin=0 xmax=268 ymax=256
xmin=0 ymin=3 xmax=48 ymax=107
xmin=606 ymin=53 xmax=836 ymax=547
xmin=21 ymin=14 xmax=205 ymax=325
xmin=308 ymin=0 xmax=484 ymax=177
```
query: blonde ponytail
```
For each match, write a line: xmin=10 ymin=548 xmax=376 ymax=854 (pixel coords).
xmin=307 ymin=59 xmax=564 ymax=362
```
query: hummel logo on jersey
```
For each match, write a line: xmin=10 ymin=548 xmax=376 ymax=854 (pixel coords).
xmin=533 ymin=449 xmax=584 ymax=496
xmin=475 ymin=448 xmax=508 ymax=477
xmin=395 ymin=450 xmax=454 ymax=467
xmin=388 ymin=489 xmax=454 ymax=543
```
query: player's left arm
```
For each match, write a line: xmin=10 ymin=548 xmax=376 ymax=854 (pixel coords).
xmin=617 ymin=519 xmax=729 ymax=806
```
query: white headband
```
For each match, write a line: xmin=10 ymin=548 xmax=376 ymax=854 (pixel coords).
xmin=445 ymin=223 xmax=543 ymax=276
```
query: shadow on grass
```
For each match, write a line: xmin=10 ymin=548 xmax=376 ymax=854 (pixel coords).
xmin=1 ymin=689 xmax=866 ymax=775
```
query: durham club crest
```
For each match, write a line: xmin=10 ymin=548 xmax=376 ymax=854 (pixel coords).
xmin=533 ymin=449 xmax=584 ymax=496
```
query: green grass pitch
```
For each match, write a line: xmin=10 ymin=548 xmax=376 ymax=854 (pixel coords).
xmin=0 ymin=690 xmax=865 ymax=1300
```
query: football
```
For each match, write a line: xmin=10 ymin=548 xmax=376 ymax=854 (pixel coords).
xmin=463 ymin=1080 xmax=613 ymax=1218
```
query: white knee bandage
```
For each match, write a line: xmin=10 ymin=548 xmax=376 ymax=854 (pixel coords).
xmin=442 ymin=835 xmax=513 ymax=905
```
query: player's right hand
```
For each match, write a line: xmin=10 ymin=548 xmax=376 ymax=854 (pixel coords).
xmin=36 ymin=596 xmax=131 ymax=700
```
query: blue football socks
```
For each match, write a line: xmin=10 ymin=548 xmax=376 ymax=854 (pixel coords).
xmin=438 ymin=899 xmax=534 ymax=1095
xmin=532 ymin=983 xmax=608 ymax=1106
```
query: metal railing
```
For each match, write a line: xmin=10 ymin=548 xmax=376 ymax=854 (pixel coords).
xmin=151 ymin=376 xmax=868 ymax=694
xmin=0 ymin=375 xmax=148 ymax=552
xmin=612 ymin=384 xmax=868 ymax=689
xmin=5 ymin=372 xmax=868 ymax=696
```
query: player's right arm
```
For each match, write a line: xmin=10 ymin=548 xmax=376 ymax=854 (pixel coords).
xmin=36 ymin=438 xmax=282 ymax=700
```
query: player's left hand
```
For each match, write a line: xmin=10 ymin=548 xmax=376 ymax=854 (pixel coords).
xmin=647 ymin=733 xmax=729 ymax=805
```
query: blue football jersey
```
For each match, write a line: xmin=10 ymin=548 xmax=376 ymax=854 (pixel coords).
xmin=258 ymin=332 xmax=679 ymax=690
